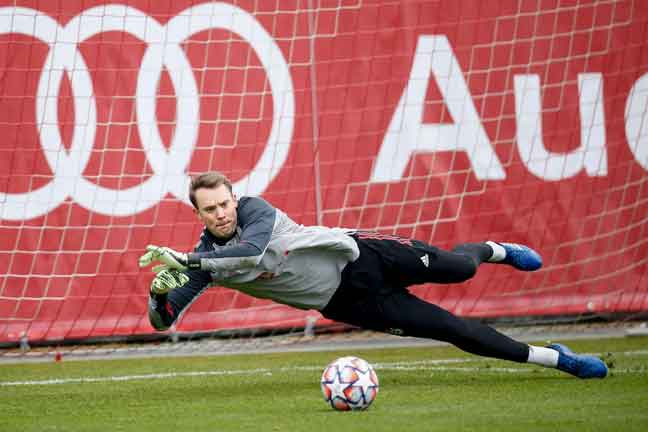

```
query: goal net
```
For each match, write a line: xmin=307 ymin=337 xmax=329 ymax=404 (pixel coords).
xmin=1 ymin=0 xmax=646 ymax=359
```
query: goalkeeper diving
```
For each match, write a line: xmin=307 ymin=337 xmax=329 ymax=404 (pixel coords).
xmin=139 ymin=171 xmax=608 ymax=379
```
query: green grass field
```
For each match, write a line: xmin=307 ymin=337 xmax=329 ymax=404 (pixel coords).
xmin=1 ymin=336 xmax=647 ymax=432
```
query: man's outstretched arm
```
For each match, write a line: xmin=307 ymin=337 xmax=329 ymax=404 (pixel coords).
xmin=139 ymin=197 xmax=276 ymax=273
xmin=148 ymin=268 xmax=212 ymax=331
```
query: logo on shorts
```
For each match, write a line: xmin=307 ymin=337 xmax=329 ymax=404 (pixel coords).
xmin=420 ymin=254 xmax=429 ymax=267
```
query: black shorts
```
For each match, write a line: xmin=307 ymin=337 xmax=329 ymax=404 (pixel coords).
xmin=328 ymin=231 xmax=481 ymax=300
xmin=320 ymin=232 xmax=529 ymax=362
xmin=321 ymin=231 xmax=479 ymax=326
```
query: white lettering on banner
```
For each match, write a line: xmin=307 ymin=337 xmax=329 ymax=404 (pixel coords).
xmin=0 ymin=4 xmax=294 ymax=221
xmin=514 ymin=73 xmax=608 ymax=180
xmin=371 ymin=35 xmax=506 ymax=183
xmin=371 ymin=35 xmax=631 ymax=184
xmin=625 ymin=73 xmax=648 ymax=171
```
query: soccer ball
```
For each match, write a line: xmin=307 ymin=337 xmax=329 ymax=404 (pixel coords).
xmin=320 ymin=356 xmax=379 ymax=411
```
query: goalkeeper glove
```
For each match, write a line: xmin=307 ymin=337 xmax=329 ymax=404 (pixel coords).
xmin=139 ymin=245 xmax=189 ymax=271
xmin=150 ymin=268 xmax=190 ymax=295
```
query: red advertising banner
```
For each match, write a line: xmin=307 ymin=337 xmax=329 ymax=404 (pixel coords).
xmin=0 ymin=0 xmax=646 ymax=342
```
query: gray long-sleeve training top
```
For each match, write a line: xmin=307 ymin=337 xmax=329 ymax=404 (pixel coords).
xmin=149 ymin=196 xmax=360 ymax=330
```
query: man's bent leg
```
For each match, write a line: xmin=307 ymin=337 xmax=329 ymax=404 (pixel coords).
xmin=354 ymin=234 xmax=494 ymax=286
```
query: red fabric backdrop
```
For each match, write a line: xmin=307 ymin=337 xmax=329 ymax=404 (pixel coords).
xmin=0 ymin=0 xmax=646 ymax=342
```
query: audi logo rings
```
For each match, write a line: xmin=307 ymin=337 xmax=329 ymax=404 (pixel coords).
xmin=0 ymin=3 xmax=295 ymax=220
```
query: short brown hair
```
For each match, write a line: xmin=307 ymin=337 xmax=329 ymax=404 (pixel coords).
xmin=189 ymin=171 xmax=233 ymax=209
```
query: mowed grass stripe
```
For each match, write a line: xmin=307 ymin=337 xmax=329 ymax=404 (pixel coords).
xmin=2 ymin=349 xmax=646 ymax=387
xmin=1 ymin=337 xmax=647 ymax=432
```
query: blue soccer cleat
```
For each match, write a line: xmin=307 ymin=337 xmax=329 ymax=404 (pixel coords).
xmin=497 ymin=242 xmax=543 ymax=271
xmin=547 ymin=343 xmax=608 ymax=379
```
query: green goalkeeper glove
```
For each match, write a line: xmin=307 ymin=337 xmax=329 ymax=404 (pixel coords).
xmin=150 ymin=268 xmax=190 ymax=295
xmin=139 ymin=245 xmax=189 ymax=271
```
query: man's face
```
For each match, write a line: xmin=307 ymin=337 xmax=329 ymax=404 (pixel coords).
xmin=193 ymin=184 xmax=238 ymax=239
